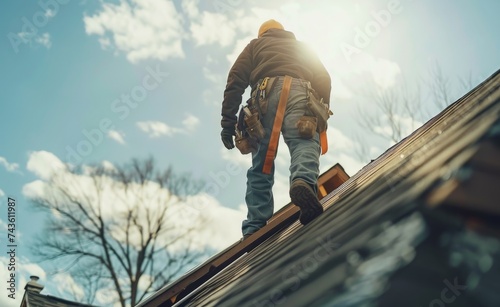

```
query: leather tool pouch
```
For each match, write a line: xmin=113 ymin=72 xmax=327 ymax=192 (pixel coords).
xmin=235 ymin=104 xmax=259 ymax=155
xmin=306 ymin=87 xmax=332 ymax=133
xmin=235 ymin=132 xmax=257 ymax=155
xmin=245 ymin=111 xmax=265 ymax=140
xmin=296 ymin=115 xmax=317 ymax=139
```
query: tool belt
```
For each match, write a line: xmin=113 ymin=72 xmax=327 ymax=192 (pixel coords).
xmin=235 ymin=76 xmax=332 ymax=157
xmin=304 ymin=81 xmax=333 ymax=134
xmin=234 ymin=77 xmax=278 ymax=155
xmin=234 ymin=102 xmax=264 ymax=155
xmin=304 ymin=82 xmax=333 ymax=155
xmin=251 ymin=76 xmax=278 ymax=116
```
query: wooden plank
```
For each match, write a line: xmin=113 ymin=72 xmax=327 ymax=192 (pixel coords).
xmin=319 ymin=185 xmax=327 ymax=198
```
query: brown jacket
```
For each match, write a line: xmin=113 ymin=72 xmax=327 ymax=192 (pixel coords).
xmin=221 ymin=28 xmax=331 ymax=129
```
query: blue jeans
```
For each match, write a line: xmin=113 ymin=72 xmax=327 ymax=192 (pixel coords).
xmin=242 ymin=77 xmax=321 ymax=235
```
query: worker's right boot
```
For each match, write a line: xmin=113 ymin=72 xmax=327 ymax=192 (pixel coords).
xmin=290 ymin=179 xmax=323 ymax=225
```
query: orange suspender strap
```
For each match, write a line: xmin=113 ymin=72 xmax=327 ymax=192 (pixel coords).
xmin=320 ymin=130 xmax=328 ymax=155
xmin=262 ymin=75 xmax=293 ymax=174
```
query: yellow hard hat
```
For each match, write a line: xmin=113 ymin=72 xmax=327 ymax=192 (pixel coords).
xmin=258 ymin=19 xmax=284 ymax=38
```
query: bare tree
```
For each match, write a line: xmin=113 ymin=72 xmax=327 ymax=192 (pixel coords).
xmin=353 ymin=64 xmax=476 ymax=162
xmin=28 ymin=158 xmax=207 ymax=307
xmin=356 ymin=77 xmax=424 ymax=145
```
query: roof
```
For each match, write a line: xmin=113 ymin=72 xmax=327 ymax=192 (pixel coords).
xmin=22 ymin=291 xmax=97 ymax=307
xmin=138 ymin=68 xmax=500 ymax=307
xmin=137 ymin=164 xmax=350 ymax=307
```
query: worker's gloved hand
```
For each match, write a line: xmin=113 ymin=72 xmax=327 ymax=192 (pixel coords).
xmin=221 ymin=127 xmax=236 ymax=149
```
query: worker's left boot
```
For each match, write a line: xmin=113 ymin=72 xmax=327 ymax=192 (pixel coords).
xmin=290 ymin=179 xmax=323 ymax=225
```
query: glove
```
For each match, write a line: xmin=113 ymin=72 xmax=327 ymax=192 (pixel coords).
xmin=221 ymin=127 xmax=236 ymax=149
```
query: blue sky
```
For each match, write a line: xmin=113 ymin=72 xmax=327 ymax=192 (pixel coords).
xmin=1 ymin=0 xmax=499 ymax=305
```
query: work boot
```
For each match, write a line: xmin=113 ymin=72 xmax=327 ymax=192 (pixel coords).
xmin=290 ymin=179 xmax=323 ymax=225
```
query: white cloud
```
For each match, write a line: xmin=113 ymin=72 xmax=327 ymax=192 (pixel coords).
xmin=373 ymin=124 xmax=394 ymax=140
xmin=202 ymin=66 xmax=222 ymax=84
xmin=137 ymin=114 xmax=200 ymax=138
xmin=23 ymin=151 xmax=246 ymax=254
xmin=84 ymin=0 xmax=185 ymax=63
xmin=26 ymin=151 xmax=66 ymax=180
xmin=182 ymin=114 xmax=200 ymax=132
xmin=34 ymin=32 xmax=52 ymax=49
xmin=82 ymin=0 xmax=402 ymax=97
xmin=327 ymin=127 xmax=355 ymax=152
xmin=0 ymin=257 xmax=47 ymax=307
xmin=107 ymin=129 xmax=126 ymax=144
xmin=101 ymin=160 xmax=117 ymax=172
xmin=0 ymin=189 xmax=4 ymax=198
xmin=331 ymin=76 xmax=353 ymax=100
xmin=238 ymin=3 xmax=401 ymax=96
xmin=23 ymin=180 xmax=46 ymax=200
xmin=45 ymin=9 xmax=55 ymax=18
xmin=181 ymin=0 xmax=199 ymax=19
xmin=370 ymin=145 xmax=384 ymax=157
xmin=189 ymin=10 xmax=237 ymax=47
xmin=213 ymin=5 xmax=401 ymax=104
xmin=17 ymin=31 xmax=52 ymax=50
xmin=322 ymin=152 xmax=366 ymax=177
xmin=98 ymin=37 xmax=111 ymax=49
xmin=372 ymin=114 xmax=424 ymax=146
xmin=181 ymin=193 xmax=246 ymax=249
xmin=321 ymin=127 xmax=366 ymax=176
xmin=182 ymin=0 xmax=255 ymax=48
xmin=0 ymin=255 xmax=89 ymax=307
xmin=52 ymin=273 xmax=85 ymax=302
xmin=220 ymin=147 xmax=251 ymax=170
xmin=350 ymin=53 xmax=401 ymax=90
xmin=95 ymin=286 xmax=120 ymax=306
xmin=137 ymin=121 xmax=180 ymax=137
xmin=0 ymin=157 xmax=20 ymax=173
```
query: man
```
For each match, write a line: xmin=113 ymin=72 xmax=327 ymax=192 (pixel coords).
xmin=220 ymin=19 xmax=331 ymax=239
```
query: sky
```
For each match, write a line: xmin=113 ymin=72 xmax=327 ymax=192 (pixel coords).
xmin=1 ymin=0 xmax=499 ymax=306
